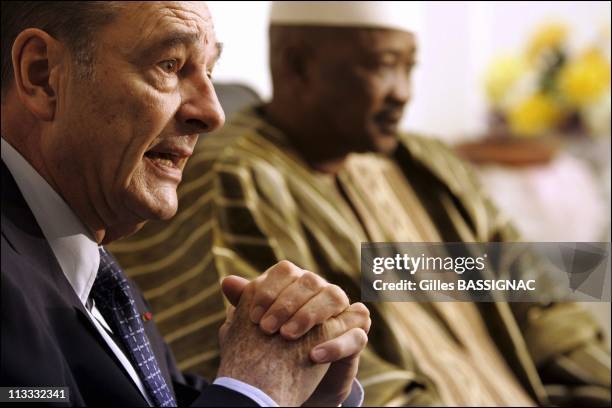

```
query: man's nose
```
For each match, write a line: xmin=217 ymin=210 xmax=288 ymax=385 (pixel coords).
xmin=177 ymin=78 xmax=225 ymax=134
xmin=390 ymin=73 xmax=412 ymax=105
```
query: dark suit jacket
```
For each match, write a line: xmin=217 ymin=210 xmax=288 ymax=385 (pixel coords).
xmin=0 ymin=160 xmax=257 ymax=407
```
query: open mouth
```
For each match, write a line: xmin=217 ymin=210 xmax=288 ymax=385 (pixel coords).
xmin=142 ymin=137 xmax=196 ymax=180
xmin=144 ymin=151 xmax=181 ymax=168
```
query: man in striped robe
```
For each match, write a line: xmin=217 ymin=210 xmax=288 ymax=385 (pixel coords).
xmin=110 ymin=2 xmax=611 ymax=406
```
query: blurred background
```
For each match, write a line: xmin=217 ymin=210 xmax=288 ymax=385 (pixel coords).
xmin=207 ymin=1 xmax=611 ymax=343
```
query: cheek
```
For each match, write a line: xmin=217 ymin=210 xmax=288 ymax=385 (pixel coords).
xmin=334 ymin=73 xmax=381 ymax=117
xmin=97 ymin=86 xmax=177 ymax=182
xmin=70 ymin=81 xmax=179 ymax=221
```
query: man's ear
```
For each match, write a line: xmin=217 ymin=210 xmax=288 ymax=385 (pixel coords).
xmin=11 ymin=28 xmax=65 ymax=121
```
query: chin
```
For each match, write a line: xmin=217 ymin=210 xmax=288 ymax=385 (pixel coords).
xmin=124 ymin=191 xmax=178 ymax=223
xmin=372 ymin=135 xmax=399 ymax=155
xmin=147 ymin=200 xmax=178 ymax=221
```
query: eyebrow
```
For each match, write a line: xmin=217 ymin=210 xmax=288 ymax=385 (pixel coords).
xmin=136 ymin=31 xmax=223 ymax=64
xmin=374 ymin=47 xmax=417 ymax=62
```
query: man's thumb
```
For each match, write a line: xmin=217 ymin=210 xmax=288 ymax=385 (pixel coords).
xmin=221 ymin=275 xmax=250 ymax=306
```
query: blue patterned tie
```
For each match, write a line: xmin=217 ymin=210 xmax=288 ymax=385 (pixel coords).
xmin=91 ymin=247 xmax=176 ymax=407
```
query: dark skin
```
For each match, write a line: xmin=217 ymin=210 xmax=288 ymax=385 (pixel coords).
xmin=264 ymin=25 xmax=417 ymax=174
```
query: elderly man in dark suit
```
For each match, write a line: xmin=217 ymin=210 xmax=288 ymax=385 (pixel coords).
xmin=0 ymin=2 xmax=370 ymax=406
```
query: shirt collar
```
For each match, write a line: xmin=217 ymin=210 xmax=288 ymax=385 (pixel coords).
xmin=1 ymin=137 xmax=99 ymax=306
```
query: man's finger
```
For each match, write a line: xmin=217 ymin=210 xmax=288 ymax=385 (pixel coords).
xmin=249 ymin=260 xmax=303 ymax=324
xmin=310 ymin=327 xmax=368 ymax=364
xmin=221 ymin=275 xmax=250 ymax=307
xmin=259 ymin=271 xmax=326 ymax=334
xmin=279 ymin=285 xmax=350 ymax=339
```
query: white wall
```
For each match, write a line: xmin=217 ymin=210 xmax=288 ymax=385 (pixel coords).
xmin=208 ymin=1 xmax=611 ymax=142
xmin=208 ymin=1 xmax=272 ymax=101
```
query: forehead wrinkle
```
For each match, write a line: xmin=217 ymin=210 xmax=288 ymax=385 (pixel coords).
xmin=155 ymin=2 xmax=214 ymax=37
xmin=120 ymin=2 xmax=216 ymax=57
xmin=143 ymin=30 xmax=202 ymax=58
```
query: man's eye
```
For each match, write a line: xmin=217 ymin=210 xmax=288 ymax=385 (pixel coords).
xmin=405 ymin=62 xmax=416 ymax=74
xmin=158 ymin=59 xmax=179 ymax=74
xmin=369 ymin=58 xmax=397 ymax=73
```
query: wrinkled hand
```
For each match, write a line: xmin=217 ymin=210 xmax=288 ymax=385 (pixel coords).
xmin=217 ymin=293 xmax=328 ymax=406
xmin=302 ymin=302 xmax=370 ymax=407
xmin=218 ymin=261 xmax=370 ymax=406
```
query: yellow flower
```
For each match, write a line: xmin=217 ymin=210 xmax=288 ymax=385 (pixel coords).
xmin=485 ymin=55 xmax=527 ymax=105
xmin=508 ymin=93 xmax=562 ymax=137
xmin=527 ymin=22 xmax=568 ymax=62
xmin=559 ymin=49 xmax=611 ymax=106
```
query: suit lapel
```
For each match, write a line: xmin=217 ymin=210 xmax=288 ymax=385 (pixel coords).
xmin=1 ymin=161 xmax=151 ymax=405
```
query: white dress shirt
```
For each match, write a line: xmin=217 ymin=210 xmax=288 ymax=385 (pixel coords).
xmin=1 ymin=137 xmax=363 ymax=407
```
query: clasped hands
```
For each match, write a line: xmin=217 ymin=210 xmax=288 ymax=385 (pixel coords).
xmin=218 ymin=261 xmax=371 ymax=407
